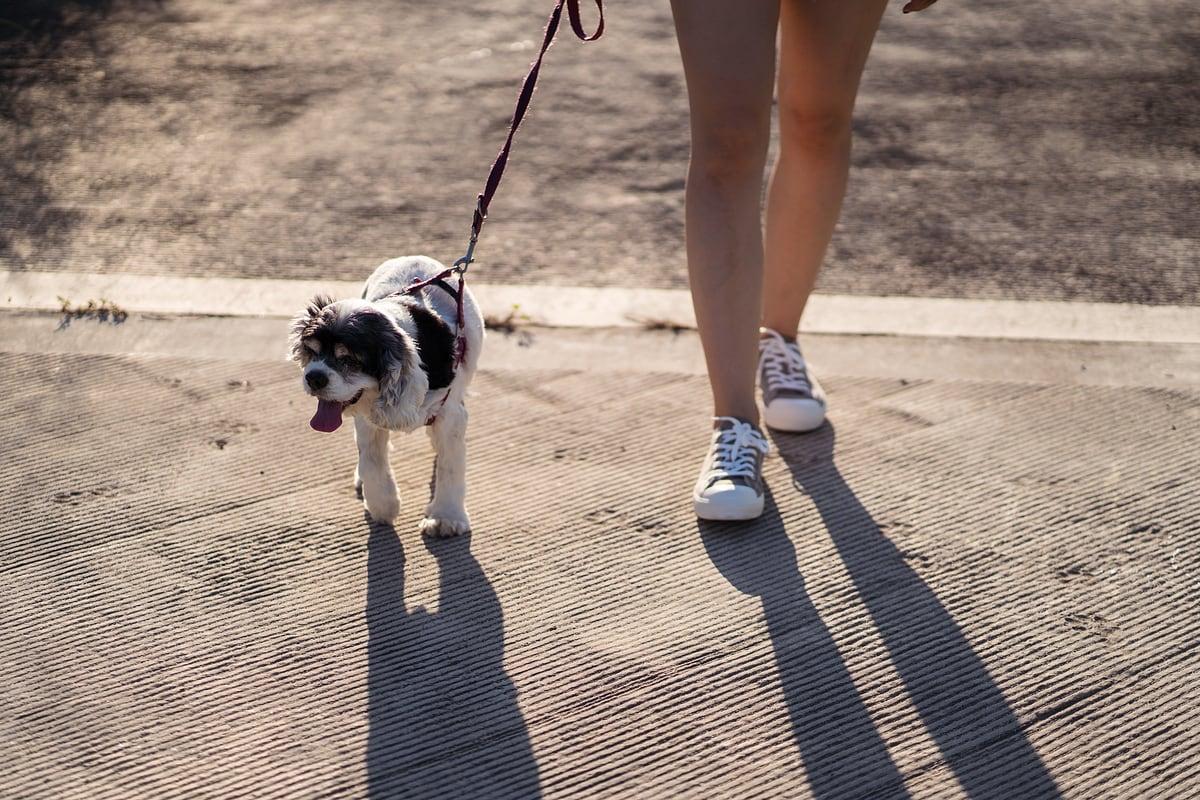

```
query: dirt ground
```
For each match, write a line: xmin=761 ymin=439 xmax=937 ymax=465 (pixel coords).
xmin=2 ymin=0 xmax=1198 ymax=304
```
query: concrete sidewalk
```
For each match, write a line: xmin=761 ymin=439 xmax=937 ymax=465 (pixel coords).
xmin=2 ymin=313 xmax=1197 ymax=798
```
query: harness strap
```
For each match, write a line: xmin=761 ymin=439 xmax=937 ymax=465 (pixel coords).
xmin=391 ymin=272 xmax=467 ymax=364
xmin=399 ymin=267 xmax=458 ymax=299
xmin=393 ymin=270 xmax=468 ymax=425
xmin=428 ymin=276 xmax=461 ymax=299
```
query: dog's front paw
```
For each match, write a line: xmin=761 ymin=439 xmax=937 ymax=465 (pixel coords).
xmin=362 ymin=481 xmax=400 ymax=523
xmin=419 ymin=513 xmax=470 ymax=538
xmin=366 ymin=497 xmax=400 ymax=524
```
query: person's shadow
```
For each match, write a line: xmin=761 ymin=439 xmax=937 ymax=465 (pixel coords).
xmin=701 ymin=494 xmax=913 ymax=799
xmin=700 ymin=424 xmax=1062 ymax=799
xmin=364 ymin=521 xmax=541 ymax=799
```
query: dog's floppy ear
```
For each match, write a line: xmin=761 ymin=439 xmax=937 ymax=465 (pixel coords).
xmin=287 ymin=293 xmax=334 ymax=361
xmin=373 ymin=320 xmax=430 ymax=431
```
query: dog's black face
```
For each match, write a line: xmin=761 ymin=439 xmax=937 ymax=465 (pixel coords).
xmin=289 ymin=294 xmax=410 ymax=432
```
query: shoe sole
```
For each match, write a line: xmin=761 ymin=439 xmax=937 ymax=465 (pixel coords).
xmin=693 ymin=494 xmax=765 ymax=521
xmin=762 ymin=402 xmax=826 ymax=433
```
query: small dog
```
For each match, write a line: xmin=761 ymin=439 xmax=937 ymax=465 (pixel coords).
xmin=288 ymin=255 xmax=484 ymax=536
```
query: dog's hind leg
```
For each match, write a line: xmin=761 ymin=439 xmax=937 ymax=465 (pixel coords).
xmin=355 ymin=416 xmax=399 ymax=523
xmin=420 ymin=402 xmax=471 ymax=537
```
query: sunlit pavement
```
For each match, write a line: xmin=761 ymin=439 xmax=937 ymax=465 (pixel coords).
xmin=2 ymin=309 xmax=1196 ymax=798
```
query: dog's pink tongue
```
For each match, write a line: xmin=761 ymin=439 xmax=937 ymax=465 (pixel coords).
xmin=310 ymin=399 xmax=344 ymax=433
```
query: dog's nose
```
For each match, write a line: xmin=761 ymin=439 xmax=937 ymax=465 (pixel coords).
xmin=305 ymin=370 xmax=329 ymax=390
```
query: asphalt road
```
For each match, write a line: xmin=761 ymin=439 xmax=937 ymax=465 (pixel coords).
xmin=2 ymin=0 xmax=1197 ymax=303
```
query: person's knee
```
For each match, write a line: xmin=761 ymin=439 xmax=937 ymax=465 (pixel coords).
xmin=777 ymin=98 xmax=853 ymax=155
xmin=689 ymin=109 xmax=771 ymax=183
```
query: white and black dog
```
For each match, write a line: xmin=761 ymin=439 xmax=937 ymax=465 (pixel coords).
xmin=289 ymin=255 xmax=484 ymax=536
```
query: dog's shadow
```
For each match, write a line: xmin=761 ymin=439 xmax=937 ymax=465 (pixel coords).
xmin=700 ymin=424 xmax=1062 ymax=799
xmin=364 ymin=521 xmax=540 ymax=798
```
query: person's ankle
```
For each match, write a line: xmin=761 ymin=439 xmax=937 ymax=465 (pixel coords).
xmin=712 ymin=412 xmax=761 ymax=429
xmin=760 ymin=325 xmax=797 ymax=343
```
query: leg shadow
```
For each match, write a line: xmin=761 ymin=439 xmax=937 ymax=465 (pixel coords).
xmin=365 ymin=521 xmax=541 ymax=799
xmin=774 ymin=424 xmax=1061 ymax=799
xmin=700 ymin=500 xmax=912 ymax=799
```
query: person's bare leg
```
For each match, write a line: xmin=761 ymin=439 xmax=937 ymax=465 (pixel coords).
xmin=671 ymin=0 xmax=779 ymax=423
xmin=761 ymin=0 xmax=888 ymax=336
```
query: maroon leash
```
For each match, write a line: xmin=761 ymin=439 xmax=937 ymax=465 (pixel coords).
xmin=402 ymin=0 xmax=606 ymax=423
xmin=467 ymin=0 xmax=606 ymax=260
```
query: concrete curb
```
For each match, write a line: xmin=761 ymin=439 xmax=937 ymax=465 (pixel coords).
xmin=4 ymin=311 xmax=1197 ymax=389
xmin=3 ymin=270 xmax=1198 ymax=344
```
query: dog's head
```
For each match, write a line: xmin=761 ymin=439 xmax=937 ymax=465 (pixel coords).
xmin=289 ymin=295 xmax=426 ymax=432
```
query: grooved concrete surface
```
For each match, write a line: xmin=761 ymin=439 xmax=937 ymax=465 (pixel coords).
xmin=2 ymin=350 xmax=1198 ymax=798
xmin=2 ymin=0 xmax=1198 ymax=304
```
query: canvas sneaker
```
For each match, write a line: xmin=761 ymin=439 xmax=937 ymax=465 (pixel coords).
xmin=692 ymin=417 xmax=769 ymax=521
xmin=758 ymin=328 xmax=827 ymax=432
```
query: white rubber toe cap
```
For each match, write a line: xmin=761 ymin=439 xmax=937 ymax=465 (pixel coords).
xmin=693 ymin=481 xmax=765 ymax=521
xmin=763 ymin=397 xmax=826 ymax=433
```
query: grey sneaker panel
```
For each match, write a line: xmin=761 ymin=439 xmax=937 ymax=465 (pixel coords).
xmin=758 ymin=335 xmax=823 ymax=406
xmin=700 ymin=419 xmax=767 ymax=496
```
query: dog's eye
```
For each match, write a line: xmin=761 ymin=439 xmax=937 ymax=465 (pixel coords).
xmin=343 ymin=354 xmax=360 ymax=367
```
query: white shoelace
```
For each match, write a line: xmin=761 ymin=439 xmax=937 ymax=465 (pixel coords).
xmin=759 ymin=329 xmax=811 ymax=393
xmin=703 ymin=417 xmax=769 ymax=483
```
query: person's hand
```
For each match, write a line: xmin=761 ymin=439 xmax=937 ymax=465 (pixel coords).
xmin=903 ymin=0 xmax=939 ymax=12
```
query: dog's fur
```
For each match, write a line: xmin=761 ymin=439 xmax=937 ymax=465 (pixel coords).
xmin=289 ymin=256 xmax=484 ymax=536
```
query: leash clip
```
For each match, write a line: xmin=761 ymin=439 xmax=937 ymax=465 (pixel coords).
xmin=452 ymin=198 xmax=484 ymax=274
xmin=452 ymin=235 xmax=476 ymax=274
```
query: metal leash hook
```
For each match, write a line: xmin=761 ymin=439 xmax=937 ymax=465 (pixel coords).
xmin=451 ymin=233 xmax=477 ymax=275
xmin=452 ymin=198 xmax=485 ymax=275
